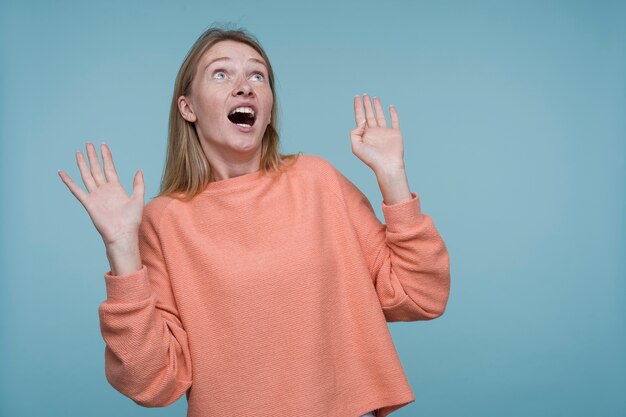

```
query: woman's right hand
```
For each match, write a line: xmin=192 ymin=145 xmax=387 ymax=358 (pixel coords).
xmin=58 ymin=142 xmax=145 ymax=247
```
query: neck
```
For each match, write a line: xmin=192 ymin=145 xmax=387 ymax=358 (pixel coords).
xmin=201 ymin=143 xmax=263 ymax=182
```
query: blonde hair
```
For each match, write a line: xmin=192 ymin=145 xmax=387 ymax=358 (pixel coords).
xmin=158 ymin=24 xmax=300 ymax=201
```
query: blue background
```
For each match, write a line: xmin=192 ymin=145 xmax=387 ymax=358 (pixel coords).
xmin=1 ymin=0 xmax=624 ymax=416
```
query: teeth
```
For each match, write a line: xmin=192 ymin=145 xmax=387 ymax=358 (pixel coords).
xmin=229 ymin=107 xmax=255 ymax=117
xmin=235 ymin=123 xmax=251 ymax=128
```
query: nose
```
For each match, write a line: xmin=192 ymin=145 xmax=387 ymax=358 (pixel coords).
xmin=232 ymin=76 xmax=254 ymax=97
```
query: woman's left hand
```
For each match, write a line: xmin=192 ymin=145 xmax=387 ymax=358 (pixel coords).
xmin=350 ymin=94 xmax=405 ymax=174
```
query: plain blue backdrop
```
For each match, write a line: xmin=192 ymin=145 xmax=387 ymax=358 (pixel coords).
xmin=1 ymin=0 xmax=624 ymax=416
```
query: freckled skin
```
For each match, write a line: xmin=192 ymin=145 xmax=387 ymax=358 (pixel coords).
xmin=178 ymin=40 xmax=273 ymax=174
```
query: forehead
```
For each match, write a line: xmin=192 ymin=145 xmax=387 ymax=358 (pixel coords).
xmin=201 ymin=40 xmax=267 ymax=67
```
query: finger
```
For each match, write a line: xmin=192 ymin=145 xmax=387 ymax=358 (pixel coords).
xmin=76 ymin=151 xmax=97 ymax=192
xmin=58 ymin=169 xmax=89 ymax=206
xmin=101 ymin=143 xmax=120 ymax=183
xmin=130 ymin=169 xmax=145 ymax=204
xmin=373 ymin=97 xmax=387 ymax=128
xmin=390 ymin=104 xmax=400 ymax=129
xmin=362 ymin=93 xmax=378 ymax=127
xmin=349 ymin=122 xmax=367 ymax=156
xmin=353 ymin=95 xmax=366 ymax=127
xmin=349 ymin=132 xmax=363 ymax=156
xmin=85 ymin=142 xmax=106 ymax=185
xmin=350 ymin=122 xmax=366 ymax=142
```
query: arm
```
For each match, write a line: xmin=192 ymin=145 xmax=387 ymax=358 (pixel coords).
xmin=332 ymin=165 xmax=450 ymax=322
xmin=58 ymin=142 xmax=192 ymax=405
xmin=342 ymin=94 xmax=450 ymax=321
xmin=98 ymin=202 xmax=192 ymax=406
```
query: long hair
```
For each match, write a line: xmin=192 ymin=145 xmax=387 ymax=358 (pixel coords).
xmin=159 ymin=24 xmax=300 ymax=201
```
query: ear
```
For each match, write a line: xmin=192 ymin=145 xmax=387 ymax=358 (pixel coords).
xmin=178 ymin=95 xmax=197 ymax=123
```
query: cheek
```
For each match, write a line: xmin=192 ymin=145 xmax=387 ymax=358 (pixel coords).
xmin=265 ymin=95 xmax=274 ymax=124
xmin=192 ymin=86 xmax=222 ymax=115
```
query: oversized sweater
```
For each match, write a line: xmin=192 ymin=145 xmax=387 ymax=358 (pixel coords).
xmin=98 ymin=153 xmax=451 ymax=417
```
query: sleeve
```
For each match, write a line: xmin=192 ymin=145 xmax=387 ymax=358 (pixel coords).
xmin=331 ymin=166 xmax=451 ymax=322
xmin=97 ymin=203 xmax=192 ymax=406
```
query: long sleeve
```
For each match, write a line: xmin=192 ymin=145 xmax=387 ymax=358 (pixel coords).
xmin=98 ymin=201 xmax=192 ymax=406
xmin=331 ymin=166 xmax=451 ymax=322
xmin=90 ymin=154 xmax=444 ymax=416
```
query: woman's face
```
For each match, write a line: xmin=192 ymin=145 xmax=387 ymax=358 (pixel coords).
xmin=179 ymin=40 xmax=273 ymax=163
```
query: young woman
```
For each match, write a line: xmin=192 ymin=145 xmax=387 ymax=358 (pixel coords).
xmin=58 ymin=26 xmax=450 ymax=417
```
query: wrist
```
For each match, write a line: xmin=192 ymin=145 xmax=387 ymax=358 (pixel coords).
xmin=375 ymin=165 xmax=407 ymax=187
xmin=374 ymin=165 xmax=412 ymax=206
xmin=373 ymin=161 xmax=406 ymax=179
xmin=105 ymin=234 xmax=138 ymax=253
xmin=105 ymin=236 xmax=141 ymax=276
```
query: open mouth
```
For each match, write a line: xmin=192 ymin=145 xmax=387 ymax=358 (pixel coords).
xmin=227 ymin=107 xmax=256 ymax=128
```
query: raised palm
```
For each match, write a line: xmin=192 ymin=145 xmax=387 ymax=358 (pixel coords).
xmin=350 ymin=94 xmax=405 ymax=174
xmin=58 ymin=142 xmax=144 ymax=246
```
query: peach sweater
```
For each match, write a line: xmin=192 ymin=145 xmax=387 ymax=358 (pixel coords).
xmin=98 ymin=154 xmax=450 ymax=417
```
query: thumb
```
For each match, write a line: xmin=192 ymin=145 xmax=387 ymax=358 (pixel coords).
xmin=131 ymin=169 xmax=145 ymax=204
xmin=349 ymin=120 xmax=366 ymax=149
xmin=350 ymin=120 xmax=366 ymax=139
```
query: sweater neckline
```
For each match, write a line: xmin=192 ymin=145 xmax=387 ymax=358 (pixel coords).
xmin=200 ymin=168 xmax=267 ymax=194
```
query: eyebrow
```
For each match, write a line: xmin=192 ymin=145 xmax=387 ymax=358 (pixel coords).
xmin=204 ymin=57 xmax=268 ymax=71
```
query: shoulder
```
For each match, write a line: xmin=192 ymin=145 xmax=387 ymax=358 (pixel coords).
xmin=290 ymin=153 xmax=340 ymax=177
xmin=289 ymin=153 xmax=359 ymax=201
xmin=295 ymin=153 xmax=356 ymax=185
xmin=142 ymin=194 xmax=179 ymax=230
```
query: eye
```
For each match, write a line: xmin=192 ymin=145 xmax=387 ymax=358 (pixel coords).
xmin=213 ymin=70 xmax=227 ymax=80
xmin=251 ymin=72 xmax=265 ymax=81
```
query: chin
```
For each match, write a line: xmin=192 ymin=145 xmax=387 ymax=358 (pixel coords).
xmin=229 ymin=139 xmax=262 ymax=154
